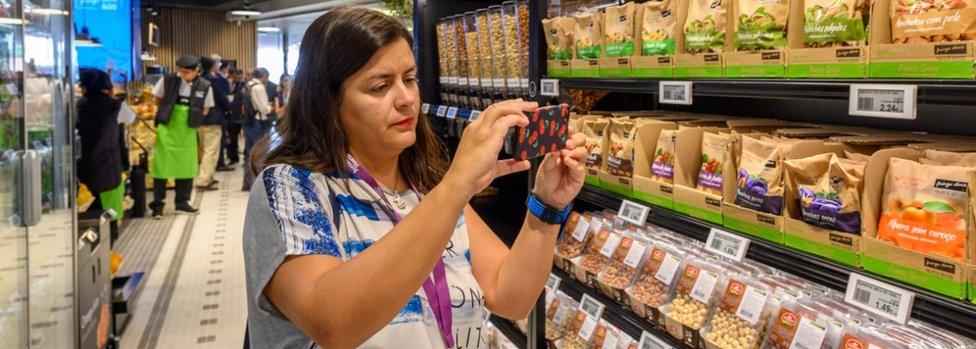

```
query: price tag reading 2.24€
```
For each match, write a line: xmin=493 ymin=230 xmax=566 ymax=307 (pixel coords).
xmin=617 ymin=200 xmax=650 ymax=226
xmin=705 ymin=228 xmax=750 ymax=262
xmin=844 ymin=273 xmax=915 ymax=324
xmin=848 ymin=84 xmax=917 ymax=120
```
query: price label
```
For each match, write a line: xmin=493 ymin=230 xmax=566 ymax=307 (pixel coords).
xmin=507 ymin=78 xmax=520 ymax=88
xmin=599 ymin=233 xmax=622 ymax=258
xmin=579 ymin=293 xmax=606 ymax=319
xmin=571 ymin=217 xmax=592 ymax=242
xmin=658 ymin=81 xmax=693 ymax=105
xmin=481 ymin=78 xmax=491 ymax=88
xmin=654 ymin=252 xmax=681 ymax=285
xmin=601 ymin=331 xmax=619 ymax=349
xmin=421 ymin=103 xmax=431 ymax=114
xmin=705 ymin=228 xmax=750 ymax=262
xmin=435 ymin=105 xmax=447 ymax=117
xmin=540 ymin=78 xmax=560 ymax=97
xmin=449 ymin=76 xmax=458 ymax=85
xmin=690 ymin=269 xmax=719 ymax=304
xmin=617 ymin=200 xmax=650 ymax=226
xmin=459 ymin=77 xmax=469 ymax=86
xmin=546 ymin=273 xmax=562 ymax=292
xmin=638 ymin=331 xmax=672 ymax=349
xmin=735 ymin=285 xmax=769 ymax=325
xmin=844 ymin=273 xmax=915 ymax=324
xmin=789 ymin=318 xmax=828 ymax=349
xmin=623 ymin=241 xmax=648 ymax=269
xmin=446 ymin=107 xmax=458 ymax=119
xmin=493 ymin=78 xmax=505 ymax=88
xmin=521 ymin=78 xmax=530 ymax=89
xmin=470 ymin=110 xmax=482 ymax=121
xmin=578 ymin=314 xmax=599 ymax=341
xmin=848 ymin=84 xmax=917 ymax=120
xmin=439 ymin=76 xmax=447 ymax=85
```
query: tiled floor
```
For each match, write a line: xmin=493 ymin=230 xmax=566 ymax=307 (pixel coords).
xmin=118 ymin=168 xmax=249 ymax=349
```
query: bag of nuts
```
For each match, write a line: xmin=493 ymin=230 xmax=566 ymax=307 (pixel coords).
xmin=784 ymin=153 xmax=865 ymax=234
xmin=702 ymin=274 xmax=776 ymax=349
xmin=574 ymin=225 xmax=622 ymax=285
xmin=652 ymin=129 xmax=679 ymax=184
xmin=606 ymin=118 xmax=638 ymax=177
xmin=543 ymin=16 xmax=577 ymax=60
xmin=684 ymin=0 xmax=730 ymax=53
xmin=638 ymin=0 xmax=679 ymax=55
xmin=597 ymin=233 xmax=651 ymax=291
xmin=802 ymin=0 xmax=869 ymax=47
xmin=575 ymin=12 xmax=605 ymax=59
xmin=589 ymin=319 xmax=624 ymax=349
xmin=626 ymin=242 xmax=687 ymax=321
xmin=664 ymin=258 xmax=728 ymax=331
xmin=583 ymin=119 xmax=610 ymax=172
xmin=734 ymin=0 xmax=790 ymax=50
xmin=556 ymin=212 xmax=598 ymax=263
xmin=891 ymin=0 xmax=976 ymax=44
xmin=546 ymin=291 xmax=580 ymax=341
xmin=562 ymin=310 xmax=598 ymax=349
xmin=698 ymin=132 xmax=734 ymax=196
xmin=734 ymin=135 xmax=786 ymax=215
xmin=762 ymin=298 xmax=844 ymax=349
xmin=604 ymin=3 xmax=638 ymax=57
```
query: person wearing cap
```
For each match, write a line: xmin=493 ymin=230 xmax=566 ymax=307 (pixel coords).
xmin=196 ymin=54 xmax=233 ymax=191
xmin=150 ymin=54 xmax=214 ymax=219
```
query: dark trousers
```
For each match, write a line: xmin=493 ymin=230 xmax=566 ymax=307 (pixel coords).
xmin=223 ymin=122 xmax=242 ymax=164
xmin=243 ymin=119 xmax=272 ymax=159
xmin=150 ymin=178 xmax=193 ymax=211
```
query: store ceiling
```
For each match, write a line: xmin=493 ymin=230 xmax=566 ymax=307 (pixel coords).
xmin=149 ymin=0 xmax=372 ymax=12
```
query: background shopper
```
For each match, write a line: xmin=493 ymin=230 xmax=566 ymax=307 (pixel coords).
xmin=241 ymin=67 xmax=274 ymax=191
xmin=223 ymin=68 xmax=246 ymax=166
xmin=150 ymin=54 xmax=213 ymax=219
xmin=243 ymin=8 xmax=587 ymax=348
xmin=196 ymin=54 xmax=232 ymax=190
xmin=76 ymin=68 xmax=126 ymax=219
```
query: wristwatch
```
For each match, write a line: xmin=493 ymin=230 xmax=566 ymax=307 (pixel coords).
xmin=526 ymin=193 xmax=572 ymax=225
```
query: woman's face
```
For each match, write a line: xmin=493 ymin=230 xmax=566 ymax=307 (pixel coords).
xmin=338 ymin=38 xmax=419 ymax=156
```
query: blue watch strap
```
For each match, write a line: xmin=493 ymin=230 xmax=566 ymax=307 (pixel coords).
xmin=526 ymin=193 xmax=572 ymax=225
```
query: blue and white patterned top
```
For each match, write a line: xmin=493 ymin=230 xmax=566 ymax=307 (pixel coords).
xmin=243 ymin=164 xmax=488 ymax=349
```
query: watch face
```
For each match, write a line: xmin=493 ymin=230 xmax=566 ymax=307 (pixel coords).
xmin=515 ymin=103 xmax=570 ymax=161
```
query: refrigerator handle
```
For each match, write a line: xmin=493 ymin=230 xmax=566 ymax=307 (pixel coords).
xmin=18 ymin=149 xmax=41 ymax=227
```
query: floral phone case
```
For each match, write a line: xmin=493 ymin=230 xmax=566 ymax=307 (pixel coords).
xmin=515 ymin=103 xmax=570 ymax=161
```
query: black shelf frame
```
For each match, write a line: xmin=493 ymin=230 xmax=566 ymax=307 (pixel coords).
xmin=557 ymin=78 xmax=976 ymax=106
xmin=575 ymin=184 xmax=976 ymax=340
xmin=552 ymin=268 xmax=688 ymax=348
xmin=489 ymin=315 xmax=528 ymax=348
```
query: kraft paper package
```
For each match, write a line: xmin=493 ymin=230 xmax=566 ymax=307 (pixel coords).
xmin=604 ymin=2 xmax=639 ymax=57
xmin=734 ymin=0 xmax=790 ymax=50
xmin=575 ymin=12 xmax=605 ymax=59
xmin=652 ymin=129 xmax=680 ymax=184
xmin=684 ymin=0 xmax=730 ymax=53
xmin=583 ymin=119 xmax=609 ymax=171
xmin=734 ymin=135 xmax=786 ymax=215
xmin=543 ymin=17 xmax=577 ymax=60
xmin=639 ymin=0 xmax=680 ymax=55
xmin=890 ymin=0 xmax=976 ymax=43
xmin=922 ymin=149 xmax=976 ymax=166
xmin=607 ymin=118 xmax=638 ymax=177
xmin=784 ymin=153 xmax=865 ymax=234
xmin=802 ymin=0 xmax=869 ymax=47
xmin=698 ymin=132 xmax=734 ymax=195
xmin=877 ymin=158 xmax=969 ymax=261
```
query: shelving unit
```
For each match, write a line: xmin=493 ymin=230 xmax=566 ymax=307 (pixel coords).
xmin=574 ymin=184 xmax=976 ymax=339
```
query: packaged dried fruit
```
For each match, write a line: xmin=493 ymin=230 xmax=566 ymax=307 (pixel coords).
xmin=598 ymin=233 xmax=651 ymax=291
xmin=557 ymin=212 xmax=597 ymax=261
xmin=652 ymin=129 xmax=678 ymax=184
xmin=734 ymin=136 xmax=786 ymax=215
xmin=802 ymin=0 xmax=869 ymax=47
xmin=891 ymin=0 xmax=976 ymax=44
xmin=784 ymin=153 xmax=864 ymax=234
xmin=543 ymin=16 xmax=578 ymax=60
xmin=664 ymin=258 xmax=728 ymax=331
xmin=877 ymin=158 xmax=970 ymax=261
xmin=606 ymin=118 xmax=638 ymax=177
xmin=604 ymin=3 xmax=638 ymax=57
xmin=546 ymin=291 xmax=580 ymax=341
xmin=684 ymin=0 xmax=729 ymax=53
xmin=575 ymin=12 xmax=604 ymax=59
xmin=734 ymin=0 xmax=789 ymax=50
xmin=638 ymin=0 xmax=679 ymax=55
xmin=762 ymin=298 xmax=843 ymax=349
xmin=698 ymin=132 xmax=733 ymax=195
xmin=583 ymin=119 xmax=609 ymax=171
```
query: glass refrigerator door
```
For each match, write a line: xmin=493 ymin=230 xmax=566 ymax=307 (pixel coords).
xmin=23 ymin=0 xmax=76 ymax=348
xmin=0 ymin=1 xmax=27 ymax=348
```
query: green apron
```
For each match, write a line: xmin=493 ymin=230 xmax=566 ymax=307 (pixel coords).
xmin=151 ymin=104 xmax=198 ymax=179
xmin=98 ymin=179 xmax=125 ymax=221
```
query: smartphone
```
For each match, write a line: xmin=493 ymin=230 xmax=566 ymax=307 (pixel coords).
xmin=514 ymin=103 xmax=570 ymax=161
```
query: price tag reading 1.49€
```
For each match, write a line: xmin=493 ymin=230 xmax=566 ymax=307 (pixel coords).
xmin=848 ymin=84 xmax=917 ymax=120
xmin=617 ymin=199 xmax=650 ymax=226
xmin=658 ymin=81 xmax=693 ymax=105
xmin=844 ymin=273 xmax=915 ymax=324
xmin=705 ymin=228 xmax=750 ymax=262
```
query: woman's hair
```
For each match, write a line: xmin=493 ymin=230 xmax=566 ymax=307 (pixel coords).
xmin=264 ymin=7 xmax=447 ymax=193
xmin=79 ymin=68 xmax=112 ymax=96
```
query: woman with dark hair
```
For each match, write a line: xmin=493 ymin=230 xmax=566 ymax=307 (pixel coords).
xmin=243 ymin=7 xmax=587 ymax=349
xmin=77 ymin=68 xmax=125 ymax=218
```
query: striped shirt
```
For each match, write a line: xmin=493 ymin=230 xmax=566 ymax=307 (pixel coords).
xmin=244 ymin=164 xmax=488 ymax=348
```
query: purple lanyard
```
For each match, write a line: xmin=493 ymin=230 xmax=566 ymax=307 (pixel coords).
xmin=345 ymin=154 xmax=455 ymax=348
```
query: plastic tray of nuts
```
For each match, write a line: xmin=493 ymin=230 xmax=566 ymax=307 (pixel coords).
xmin=661 ymin=257 xmax=729 ymax=348
xmin=625 ymin=241 xmax=688 ymax=327
xmin=555 ymin=212 xmax=598 ymax=271
xmin=700 ymin=272 xmax=775 ymax=349
xmin=596 ymin=232 xmax=650 ymax=305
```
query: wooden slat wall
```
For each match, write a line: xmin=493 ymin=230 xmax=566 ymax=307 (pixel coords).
xmin=143 ymin=7 xmax=257 ymax=73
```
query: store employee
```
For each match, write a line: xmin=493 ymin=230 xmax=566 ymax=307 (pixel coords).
xmin=150 ymin=54 xmax=214 ymax=219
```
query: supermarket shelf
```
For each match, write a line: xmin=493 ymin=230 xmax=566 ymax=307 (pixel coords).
xmin=489 ymin=315 xmax=528 ymax=349
xmin=552 ymin=268 xmax=689 ymax=348
xmin=557 ymin=78 xmax=976 ymax=105
xmin=575 ymin=184 xmax=976 ymax=340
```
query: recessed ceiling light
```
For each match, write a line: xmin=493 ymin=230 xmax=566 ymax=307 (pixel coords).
xmin=29 ymin=8 xmax=69 ymax=15
xmin=257 ymin=27 xmax=280 ymax=32
xmin=229 ymin=9 xmax=262 ymax=17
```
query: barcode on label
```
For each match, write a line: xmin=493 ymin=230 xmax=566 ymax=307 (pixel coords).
xmin=540 ymin=79 xmax=559 ymax=97
xmin=858 ymin=97 xmax=873 ymax=111
xmin=740 ymin=309 xmax=754 ymax=321
xmin=709 ymin=237 xmax=723 ymax=251
xmin=854 ymin=288 xmax=871 ymax=304
xmin=542 ymin=82 xmax=556 ymax=95
xmin=663 ymin=87 xmax=684 ymax=101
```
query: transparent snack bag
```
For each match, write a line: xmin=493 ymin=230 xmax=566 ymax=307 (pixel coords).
xmin=702 ymin=273 xmax=776 ymax=349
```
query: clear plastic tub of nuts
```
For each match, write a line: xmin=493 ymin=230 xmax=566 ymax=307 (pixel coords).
xmin=559 ymin=310 xmax=597 ymax=349
xmin=572 ymin=225 xmax=621 ymax=287
xmin=661 ymin=257 xmax=729 ymax=347
xmin=463 ymin=11 xmax=481 ymax=91
xmin=546 ymin=291 xmax=579 ymax=341
xmin=761 ymin=298 xmax=844 ymax=349
xmin=597 ymin=233 xmax=650 ymax=302
xmin=487 ymin=5 xmax=507 ymax=94
xmin=501 ymin=1 xmax=522 ymax=95
xmin=625 ymin=242 xmax=687 ymax=326
xmin=475 ymin=9 xmax=493 ymax=90
xmin=700 ymin=273 xmax=775 ymax=349
xmin=555 ymin=211 xmax=598 ymax=271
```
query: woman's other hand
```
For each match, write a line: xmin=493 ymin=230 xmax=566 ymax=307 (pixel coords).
xmin=533 ymin=131 xmax=586 ymax=208
xmin=443 ymin=99 xmax=536 ymax=198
